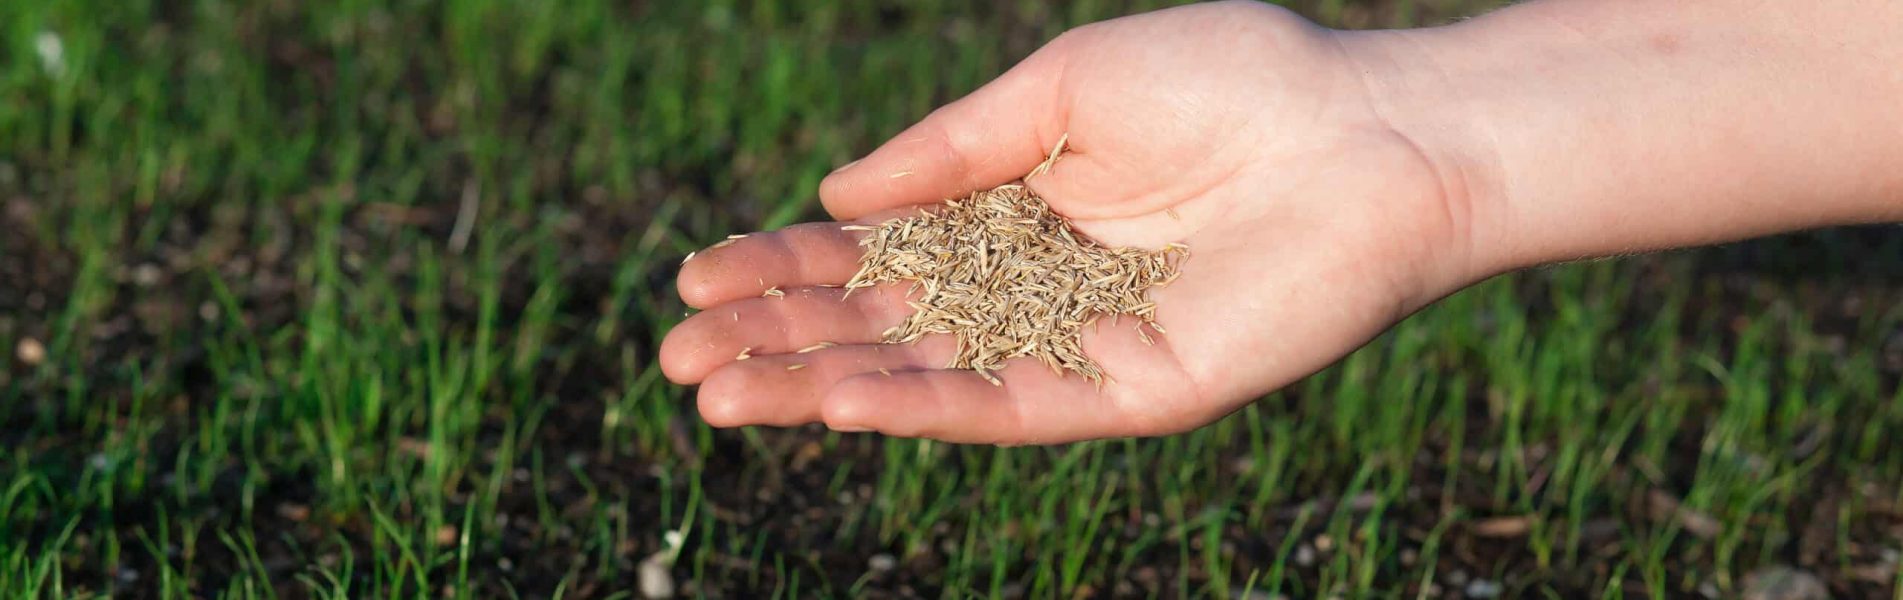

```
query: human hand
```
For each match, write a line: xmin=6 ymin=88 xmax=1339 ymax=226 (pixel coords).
xmin=660 ymin=1 xmax=1487 ymax=444
xmin=662 ymin=0 xmax=1903 ymax=444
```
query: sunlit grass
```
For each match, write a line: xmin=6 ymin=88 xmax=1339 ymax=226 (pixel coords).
xmin=2 ymin=0 xmax=1898 ymax=597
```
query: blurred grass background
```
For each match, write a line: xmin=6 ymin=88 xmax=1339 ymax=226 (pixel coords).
xmin=2 ymin=0 xmax=1899 ymax=597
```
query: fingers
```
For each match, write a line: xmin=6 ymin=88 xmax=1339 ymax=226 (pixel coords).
xmin=659 ymin=284 xmax=916 ymax=384
xmin=821 ymin=364 xmax=1133 ymax=445
xmin=695 ymin=338 xmax=955 ymax=428
xmin=818 ymin=34 xmax=1075 ymax=220
xmin=677 ymin=222 xmax=867 ymax=309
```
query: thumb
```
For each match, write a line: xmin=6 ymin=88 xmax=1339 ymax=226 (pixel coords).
xmin=819 ymin=39 xmax=1072 ymax=220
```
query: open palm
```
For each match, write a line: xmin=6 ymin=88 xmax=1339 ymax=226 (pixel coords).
xmin=661 ymin=1 xmax=1481 ymax=444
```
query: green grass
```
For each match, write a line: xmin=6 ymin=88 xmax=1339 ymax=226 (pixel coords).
xmin=2 ymin=0 xmax=1900 ymax=597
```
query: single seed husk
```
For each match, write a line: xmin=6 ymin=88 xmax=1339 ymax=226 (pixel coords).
xmin=843 ymin=183 xmax=1186 ymax=385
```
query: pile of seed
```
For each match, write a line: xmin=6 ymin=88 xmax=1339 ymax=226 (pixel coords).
xmin=842 ymin=183 xmax=1185 ymax=385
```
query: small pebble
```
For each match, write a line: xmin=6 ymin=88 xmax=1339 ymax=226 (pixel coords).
xmin=1464 ymin=579 xmax=1502 ymax=599
xmin=868 ymin=554 xmax=896 ymax=572
xmin=638 ymin=554 xmax=675 ymax=599
xmin=276 ymin=503 xmax=312 ymax=522
xmin=1742 ymin=565 xmax=1828 ymax=600
xmin=132 ymin=263 xmax=163 ymax=287
xmin=14 ymin=337 xmax=45 ymax=366
xmin=1293 ymin=544 xmax=1316 ymax=567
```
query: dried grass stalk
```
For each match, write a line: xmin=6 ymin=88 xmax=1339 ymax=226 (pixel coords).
xmin=843 ymin=183 xmax=1186 ymax=385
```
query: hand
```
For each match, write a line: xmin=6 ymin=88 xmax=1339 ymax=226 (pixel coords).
xmin=660 ymin=1 xmax=1487 ymax=444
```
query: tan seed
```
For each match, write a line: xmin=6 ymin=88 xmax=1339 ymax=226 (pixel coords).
xmin=842 ymin=178 xmax=1184 ymax=385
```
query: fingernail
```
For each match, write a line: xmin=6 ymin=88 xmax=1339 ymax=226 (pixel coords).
xmin=829 ymin=159 xmax=862 ymax=175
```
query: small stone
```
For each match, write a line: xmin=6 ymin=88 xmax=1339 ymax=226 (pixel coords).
xmin=1345 ymin=492 xmax=1378 ymax=511
xmin=1464 ymin=579 xmax=1502 ymax=599
xmin=276 ymin=503 xmax=311 ymax=522
xmin=638 ymin=555 xmax=675 ymax=599
xmin=1314 ymin=534 xmax=1335 ymax=552
xmin=1294 ymin=544 xmax=1316 ymax=567
xmin=14 ymin=337 xmax=45 ymax=366
xmin=868 ymin=554 xmax=896 ymax=573
xmin=1742 ymin=565 xmax=1828 ymax=600
xmin=132 ymin=263 xmax=163 ymax=287
xmin=1445 ymin=570 xmax=1469 ymax=586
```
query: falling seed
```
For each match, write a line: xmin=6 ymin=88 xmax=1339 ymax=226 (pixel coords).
xmin=681 ymin=251 xmax=696 ymax=265
xmin=763 ymin=287 xmax=784 ymax=298
xmin=878 ymin=368 xmax=892 ymax=376
xmin=1165 ymin=207 xmax=1181 ymax=220
xmin=786 ymin=363 xmax=807 ymax=371
xmin=726 ymin=233 xmax=749 ymax=240
xmin=841 ymin=225 xmax=878 ymax=232
xmin=796 ymin=342 xmax=835 ymax=354
xmin=710 ymin=239 xmax=738 ymax=250
xmin=735 ymin=348 xmax=752 ymax=361
xmin=889 ymin=170 xmax=914 ymax=179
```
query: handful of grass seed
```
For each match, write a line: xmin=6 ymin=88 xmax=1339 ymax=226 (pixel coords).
xmin=842 ymin=183 xmax=1186 ymax=386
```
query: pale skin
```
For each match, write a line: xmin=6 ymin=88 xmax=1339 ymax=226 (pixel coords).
xmin=661 ymin=0 xmax=1903 ymax=445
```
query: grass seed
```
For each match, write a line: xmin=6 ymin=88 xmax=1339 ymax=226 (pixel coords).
xmin=843 ymin=181 xmax=1185 ymax=384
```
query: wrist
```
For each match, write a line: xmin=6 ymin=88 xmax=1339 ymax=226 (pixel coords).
xmin=1346 ymin=1 xmax=1903 ymax=278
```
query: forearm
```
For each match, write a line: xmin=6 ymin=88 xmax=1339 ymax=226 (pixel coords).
xmin=1346 ymin=0 xmax=1903 ymax=275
